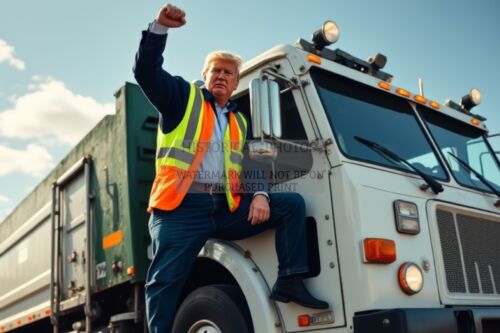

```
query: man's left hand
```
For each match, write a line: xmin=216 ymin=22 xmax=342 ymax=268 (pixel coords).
xmin=248 ymin=195 xmax=270 ymax=225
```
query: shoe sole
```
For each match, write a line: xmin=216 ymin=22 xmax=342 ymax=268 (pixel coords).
xmin=270 ymin=293 xmax=328 ymax=309
xmin=270 ymin=293 xmax=290 ymax=303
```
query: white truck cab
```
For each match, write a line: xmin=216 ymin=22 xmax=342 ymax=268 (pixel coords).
xmin=173 ymin=21 xmax=500 ymax=333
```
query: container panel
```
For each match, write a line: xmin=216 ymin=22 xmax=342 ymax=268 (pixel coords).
xmin=0 ymin=217 xmax=50 ymax=317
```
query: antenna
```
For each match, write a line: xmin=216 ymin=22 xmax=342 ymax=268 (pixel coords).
xmin=418 ymin=78 xmax=424 ymax=97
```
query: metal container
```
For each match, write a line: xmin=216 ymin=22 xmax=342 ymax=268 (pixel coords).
xmin=0 ymin=82 xmax=157 ymax=331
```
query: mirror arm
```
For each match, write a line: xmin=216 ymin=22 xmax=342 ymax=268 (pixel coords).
xmin=261 ymin=68 xmax=299 ymax=89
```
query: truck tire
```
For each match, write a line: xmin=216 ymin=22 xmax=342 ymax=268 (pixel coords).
xmin=172 ymin=284 xmax=253 ymax=333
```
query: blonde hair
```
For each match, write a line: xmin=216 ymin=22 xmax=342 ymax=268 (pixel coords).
xmin=202 ymin=51 xmax=242 ymax=79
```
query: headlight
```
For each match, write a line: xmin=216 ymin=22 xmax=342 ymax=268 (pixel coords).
xmin=393 ymin=200 xmax=420 ymax=235
xmin=312 ymin=20 xmax=340 ymax=50
xmin=461 ymin=88 xmax=481 ymax=111
xmin=398 ymin=262 xmax=424 ymax=295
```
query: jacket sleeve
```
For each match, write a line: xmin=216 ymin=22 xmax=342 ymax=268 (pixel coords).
xmin=133 ymin=29 xmax=191 ymax=133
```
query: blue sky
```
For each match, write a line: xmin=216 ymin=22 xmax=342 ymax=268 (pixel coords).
xmin=0 ymin=0 xmax=499 ymax=220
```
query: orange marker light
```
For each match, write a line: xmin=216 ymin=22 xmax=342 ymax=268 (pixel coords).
xmin=429 ymin=101 xmax=440 ymax=110
xmin=414 ymin=95 xmax=427 ymax=104
xmin=396 ymin=88 xmax=410 ymax=98
xmin=364 ymin=238 xmax=396 ymax=263
xmin=307 ymin=54 xmax=321 ymax=64
xmin=298 ymin=315 xmax=310 ymax=327
xmin=127 ymin=266 xmax=136 ymax=276
xmin=378 ymin=81 xmax=391 ymax=91
xmin=471 ymin=118 xmax=480 ymax=126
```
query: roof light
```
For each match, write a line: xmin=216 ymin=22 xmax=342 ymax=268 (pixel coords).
xmin=368 ymin=53 xmax=387 ymax=70
xmin=307 ymin=54 xmax=321 ymax=64
xmin=461 ymin=88 xmax=481 ymax=111
xmin=414 ymin=95 xmax=427 ymax=104
xmin=378 ymin=81 xmax=391 ymax=91
xmin=312 ymin=20 xmax=340 ymax=50
xmin=471 ymin=118 xmax=480 ymax=126
xmin=398 ymin=262 xmax=424 ymax=295
xmin=363 ymin=238 xmax=396 ymax=263
xmin=396 ymin=88 xmax=410 ymax=98
xmin=429 ymin=101 xmax=440 ymax=110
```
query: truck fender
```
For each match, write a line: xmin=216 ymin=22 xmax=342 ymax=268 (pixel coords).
xmin=199 ymin=240 xmax=283 ymax=333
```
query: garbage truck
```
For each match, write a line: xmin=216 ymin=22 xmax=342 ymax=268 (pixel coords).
xmin=0 ymin=20 xmax=499 ymax=332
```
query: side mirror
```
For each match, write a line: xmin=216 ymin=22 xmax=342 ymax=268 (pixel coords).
xmin=248 ymin=141 xmax=278 ymax=162
xmin=250 ymin=78 xmax=282 ymax=138
xmin=248 ymin=78 xmax=281 ymax=162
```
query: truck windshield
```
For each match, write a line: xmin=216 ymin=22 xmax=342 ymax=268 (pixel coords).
xmin=416 ymin=104 xmax=500 ymax=193
xmin=310 ymin=67 xmax=447 ymax=180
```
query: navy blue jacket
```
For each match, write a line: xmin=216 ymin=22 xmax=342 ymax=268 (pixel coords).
xmin=134 ymin=30 xmax=239 ymax=134
xmin=133 ymin=29 xmax=269 ymax=193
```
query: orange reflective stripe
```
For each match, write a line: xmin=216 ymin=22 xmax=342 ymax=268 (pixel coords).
xmin=226 ymin=167 xmax=241 ymax=212
xmin=148 ymin=100 xmax=215 ymax=212
xmin=175 ymin=100 xmax=215 ymax=196
xmin=224 ymin=112 xmax=247 ymax=212
xmin=229 ymin=113 xmax=241 ymax=150
xmin=228 ymin=194 xmax=240 ymax=213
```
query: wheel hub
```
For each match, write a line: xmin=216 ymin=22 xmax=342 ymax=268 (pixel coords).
xmin=188 ymin=319 xmax=222 ymax=333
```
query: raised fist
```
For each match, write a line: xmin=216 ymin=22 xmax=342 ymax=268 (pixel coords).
xmin=156 ymin=4 xmax=186 ymax=28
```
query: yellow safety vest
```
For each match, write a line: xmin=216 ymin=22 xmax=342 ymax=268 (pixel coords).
xmin=148 ymin=83 xmax=247 ymax=213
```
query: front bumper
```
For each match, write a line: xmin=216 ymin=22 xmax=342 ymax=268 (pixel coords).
xmin=353 ymin=307 xmax=500 ymax=333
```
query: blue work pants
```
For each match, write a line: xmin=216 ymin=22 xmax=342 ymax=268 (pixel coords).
xmin=145 ymin=192 xmax=309 ymax=333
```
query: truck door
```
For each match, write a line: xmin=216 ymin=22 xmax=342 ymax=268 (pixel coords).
xmin=52 ymin=156 xmax=93 ymax=325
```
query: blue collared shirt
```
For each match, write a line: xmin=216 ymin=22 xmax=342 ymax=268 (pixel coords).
xmin=195 ymin=99 xmax=237 ymax=184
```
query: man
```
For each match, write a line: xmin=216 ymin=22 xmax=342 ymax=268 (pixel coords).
xmin=134 ymin=4 xmax=328 ymax=332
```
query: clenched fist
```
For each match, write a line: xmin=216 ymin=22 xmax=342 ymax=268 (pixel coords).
xmin=156 ymin=4 xmax=186 ymax=28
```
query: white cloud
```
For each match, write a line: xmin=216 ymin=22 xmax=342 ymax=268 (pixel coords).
xmin=0 ymin=39 xmax=25 ymax=70
xmin=0 ymin=195 xmax=10 ymax=204
xmin=0 ymin=78 xmax=114 ymax=145
xmin=0 ymin=143 xmax=53 ymax=177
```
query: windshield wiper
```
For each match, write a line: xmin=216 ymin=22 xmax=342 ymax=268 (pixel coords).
xmin=447 ymin=152 xmax=500 ymax=205
xmin=355 ymin=136 xmax=444 ymax=194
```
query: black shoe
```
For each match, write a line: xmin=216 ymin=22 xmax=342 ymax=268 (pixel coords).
xmin=270 ymin=278 xmax=329 ymax=309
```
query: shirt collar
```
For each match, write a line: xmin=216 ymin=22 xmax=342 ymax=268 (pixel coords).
xmin=202 ymin=88 xmax=238 ymax=113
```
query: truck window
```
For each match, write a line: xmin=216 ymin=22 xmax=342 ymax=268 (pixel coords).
xmin=310 ymin=67 xmax=448 ymax=181
xmin=417 ymin=104 xmax=500 ymax=193
xmin=234 ymin=90 xmax=308 ymax=140
xmin=234 ymin=89 xmax=313 ymax=185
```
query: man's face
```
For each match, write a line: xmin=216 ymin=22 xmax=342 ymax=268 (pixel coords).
xmin=203 ymin=59 xmax=239 ymax=106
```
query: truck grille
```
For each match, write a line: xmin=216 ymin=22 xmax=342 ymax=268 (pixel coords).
xmin=436 ymin=208 xmax=500 ymax=295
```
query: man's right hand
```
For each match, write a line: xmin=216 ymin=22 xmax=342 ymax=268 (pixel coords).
xmin=156 ymin=4 xmax=186 ymax=28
